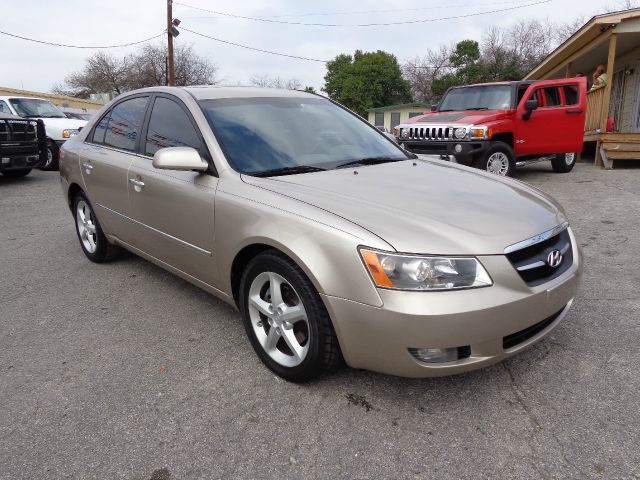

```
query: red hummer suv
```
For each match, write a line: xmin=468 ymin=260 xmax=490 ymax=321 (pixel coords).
xmin=395 ymin=77 xmax=587 ymax=176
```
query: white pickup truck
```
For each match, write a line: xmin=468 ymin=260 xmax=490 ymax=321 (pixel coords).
xmin=0 ymin=96 xmax=87 ymax=171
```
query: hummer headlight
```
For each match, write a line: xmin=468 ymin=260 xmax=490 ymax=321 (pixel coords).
xmin=454 ymin=127 xmax=467 ymax=139
xmin=360 ymin=248 xmax=492 ymax=291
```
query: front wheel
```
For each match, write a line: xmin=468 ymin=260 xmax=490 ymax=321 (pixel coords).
xmin=478 ymin=142 xmax=516 ymax=177
xmin=1 ymin=169 xmax=31 ymax=177
xmin=239 ymin=251 xmax=342 ymax=382
xmin=551 ymin=152 xmax=577 ymax=173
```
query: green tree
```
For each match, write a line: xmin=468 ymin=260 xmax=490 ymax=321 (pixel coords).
xmin=323 ymin=50 xmax=412 ymax=117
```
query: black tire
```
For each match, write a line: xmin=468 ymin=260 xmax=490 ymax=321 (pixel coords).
xmin=477 ymin=142 xmax=516 ymax=177
xmin=40 ymin=140 xmax=59 ymax=171
xmin=239 ymin=250 xmax=342 ymax=382
xmin=1 ymin=169 xmax=31 ymax=177
xmin=72 ymin=192 xmax=119 ymax=263
xmin=551 ymin=152 xmax=577 ymax=173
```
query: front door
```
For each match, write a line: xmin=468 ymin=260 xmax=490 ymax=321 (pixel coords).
xmin=126 ymin=95 xmax=219 ymax=288
xmin=80 ymin=95 xmax=149 ymax=241
xmin=514 ymin=77 xmax=587 ymax=156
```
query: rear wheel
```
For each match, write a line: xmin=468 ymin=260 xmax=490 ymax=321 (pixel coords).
xmin=73 ymin=193 xmax=119 ymax=263
xmin=239 ymin=250 xmax=342 ymax=382
xmin=551 ymin=152 xmax=577 ymax=173
xmin=478 ymin=142 xmax=515 ymax=177
xmin=1 ymin=169 xmax=31 ymax=177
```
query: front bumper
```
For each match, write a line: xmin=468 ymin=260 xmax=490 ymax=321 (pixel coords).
xmin=0 ymin=151 xmax=44 ymax=170
xmin=322 ymin=237 xmax=582 ymax=378
xmin=399 ymin=140 xmax=489 ymax=166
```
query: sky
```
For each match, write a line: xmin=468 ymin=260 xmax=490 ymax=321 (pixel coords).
xmin=0 ymin=0 xmax=614 ymax=94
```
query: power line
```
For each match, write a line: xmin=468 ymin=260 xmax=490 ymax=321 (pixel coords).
xmin=0 ymin=29 xmax=166 ymax=49
xmin=175 ymin=0 xmax=552 ymax=27
xmin=180 ymin=27 xmax=329 ymax=62
xmin=190 ymin=0 xmax=535 ymax=19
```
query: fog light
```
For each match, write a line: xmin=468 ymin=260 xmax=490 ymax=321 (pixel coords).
xmin=454 ymin=144 xmax=463 ymax=153
xmin=409 ymin=347 xmax=460 ymax=363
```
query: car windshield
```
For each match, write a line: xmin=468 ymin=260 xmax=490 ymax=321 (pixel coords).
xmin=199 ymin=96 xmax=410 ymax=175
xmin=9 ymin=98 xmax=66 ymax=118
xmin=438 ymin=85 xmax=512 ymax=111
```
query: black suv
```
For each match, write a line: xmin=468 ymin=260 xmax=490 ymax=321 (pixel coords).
xmin=0 ymin=113 xmax=47 ymax=177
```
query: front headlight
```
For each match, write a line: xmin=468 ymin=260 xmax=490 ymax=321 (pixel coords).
xmin=360 ymin=248 xmax=492 ymax=291
xmin=454 ymin=127 xmax=467 ymax=139
xmin=62 ymin=129 xmax=79 ymax=139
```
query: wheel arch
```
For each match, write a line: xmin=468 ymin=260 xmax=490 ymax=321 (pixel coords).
xmin=67 ymin=182 xmax=83 ymax=210
xmin=491 ymin=132 xmax=514 ymax=149
xmin=229 ymin=240 xmax=325 ymax=309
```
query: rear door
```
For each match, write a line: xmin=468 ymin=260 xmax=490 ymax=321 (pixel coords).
xmin=126 ymin=94 xmax=219 ymax=288
xmin=514 ymin=77 xmax=587 ymax=155
xmin=80 ymin=95 xmax=149 ymax=241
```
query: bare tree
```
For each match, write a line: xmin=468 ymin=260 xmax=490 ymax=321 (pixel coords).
xmin=53 ymin=43 xmax=218 ymax=97
xmin=53 ymin=51 xmax=131 ymax=98
xmin=249 ymin=74 xmax=302 ymax=90
xmin=402 ymin=45 xmax=453 ymax=103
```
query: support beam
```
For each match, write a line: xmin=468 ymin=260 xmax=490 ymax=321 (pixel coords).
xmin=565 ymin=62 xmax=572 ymax=78
xmin=599 ymin=32 xmax=617 ymax=132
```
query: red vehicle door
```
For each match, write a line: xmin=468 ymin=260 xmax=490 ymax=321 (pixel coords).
xmin=513 ymin=77 xmax=587 ymax=156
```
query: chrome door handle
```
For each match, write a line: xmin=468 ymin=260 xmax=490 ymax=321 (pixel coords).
xmin=81 ymin=162 xmax=93 ymax=172
xmin=129 ymin=178 xmax=145 ymax=188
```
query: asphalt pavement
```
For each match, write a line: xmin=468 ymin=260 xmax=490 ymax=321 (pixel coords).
xmin=1 ymin=162 xmax=639 ymax=479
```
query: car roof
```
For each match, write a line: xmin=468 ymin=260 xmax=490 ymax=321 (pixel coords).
xmin=0 ymin=95 xmax=53 ymax=101
xmin=124 ymin=85 xmax=318 ymax=101
xmin=450 ymin=81 xmax=533 ymax=89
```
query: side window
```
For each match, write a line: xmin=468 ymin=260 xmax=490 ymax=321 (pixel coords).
xmin=543 ymin=87 xmax=561 ymax=107
xmin=0 ymin=100 xmax=11 ymax=114
xmin=144 ymin=97 xmax=202 ymax=157
xmin=374 ymin=112 xmax=384 ymax=126
xmin=92 ymin=112 xmax=110 ymax=144
xmin=103 ymin=96 xmax=148 ymax=152
xmin=562 ymin=85 xmax=578 ymax=105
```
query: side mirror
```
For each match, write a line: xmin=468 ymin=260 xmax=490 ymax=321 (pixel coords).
xmin=431 ymin=104 xmax=438 ymax=112
xmin=152 ymin=147 xmax=208 ymax=172
xmin=522 ymin=98 xmax=538 ymax=121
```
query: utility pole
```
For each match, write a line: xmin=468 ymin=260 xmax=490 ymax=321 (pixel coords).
xmin=167 ymin=0 xmax=175 ymax=86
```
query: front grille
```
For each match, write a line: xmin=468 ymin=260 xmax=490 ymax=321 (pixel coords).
xmin=0 ymin=119 xmax=38 ymax=142
xmin=503 ymin=307 xmax=564 ymax=350
xmin=506 ymin=229 xmax=573 ymax=287
xmin=401 ymin=125 xmax=454 ymax=141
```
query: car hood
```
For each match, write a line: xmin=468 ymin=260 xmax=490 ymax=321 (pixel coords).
xmin=34 ymin=117 xmax=87 ymax=140
xmin=406 ymin=110 xmax=510 ymax=125
xmin=242 ymin=160 xmax=567 ymax=255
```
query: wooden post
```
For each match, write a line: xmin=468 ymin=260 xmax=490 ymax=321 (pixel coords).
xmin=565 ymin=62 xmax=572 ymax=78
xmin=167 ymin=0 xmax=175 ymax=86
xmin=599 ymin=32 xmax=617 ymax=132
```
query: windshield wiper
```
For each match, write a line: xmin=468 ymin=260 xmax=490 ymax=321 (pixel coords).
xmin=464 ymin=107 xmax=489 ymax=110
xmin=335 ymin=157 xmax=402 ymax=169
xmin=250 ymin=165 xmax=326 ymax=177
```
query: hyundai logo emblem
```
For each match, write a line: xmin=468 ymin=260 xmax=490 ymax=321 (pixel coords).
xmin=547 ymin=250 xmax=563 ymax=268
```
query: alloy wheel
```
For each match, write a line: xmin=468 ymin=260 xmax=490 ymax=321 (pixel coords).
xmin=76 ymin=200 xmax=98 ymax=253
xmin=565 ymin=153 xmax=576 ymax=166
xmin=248 ymin=271 xmax=310 ymax=367
xmin=486 ymin=152 xmax=510 ymax=176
